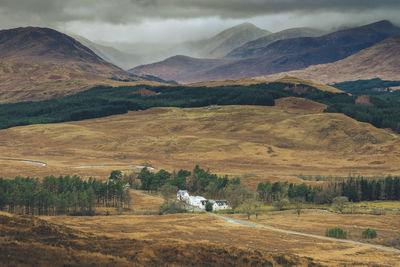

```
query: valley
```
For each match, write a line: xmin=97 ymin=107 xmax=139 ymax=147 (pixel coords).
xmin=1 ymin=9 xmax=400 ymax=266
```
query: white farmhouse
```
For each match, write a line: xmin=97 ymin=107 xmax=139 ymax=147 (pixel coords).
xmin=176 ymin=190 xmax=229 ymax=211
xmin=177 ymin=190 xmax=189 ymax=201
xmin=200 ymin=199 xmax=230 ymax=211
xmin=213 ymin=200 xmax=229 ymax=211
xmin=187 ymin=196 xmax=206 ymax=208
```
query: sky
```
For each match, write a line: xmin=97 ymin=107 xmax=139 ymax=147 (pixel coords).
xmin=1 ymin=0 xmax=400 ymax=44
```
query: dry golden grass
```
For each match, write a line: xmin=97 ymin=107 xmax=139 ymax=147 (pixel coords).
xmin=0 ymin=211 xmax=326 ymax=266
xmin=1 ymin=191 xmax=400 ymax=266
xmin=130 ymin=190 xmax=164 ymax=214
xmin=41 ymin=211 xmax=400 ymax=266
xmin=188 ymin=76 xmax=343 ymax=93
xmin=0 ymin=101 xmax=399 ymax=186
xmin=0 ymin=59 xmax=169 ymax=103
xmin=228 ymin=209 xmax=400 ymax=249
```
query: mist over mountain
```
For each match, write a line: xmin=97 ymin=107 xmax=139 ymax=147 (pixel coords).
xmin=226 ymin=27 xmax=326 ymax=59
xmin=188 ymin=22 xmax=270 ymax=58
xmin=70 ymin=34 xmax=144 ymax=70
xmin=130 ymin=20 xmax=400 ymax=83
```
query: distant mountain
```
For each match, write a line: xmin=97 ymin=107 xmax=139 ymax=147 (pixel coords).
xmin=194 ymin=22 xmax=270 ymax=58
xmin=0 ymin=27 xmax=148 ymax=103
xmin=70 ymin=34 xmax=143 ymax=70
xmin=258 ymin=33 xmax=400 ymax=84
xmin=226 ymin=27 xmax=326 ymax=58
xmin=130 ymin=55 xmax=232 ymax=82
xmin=131 ymin=20 xmax=400 ymax=83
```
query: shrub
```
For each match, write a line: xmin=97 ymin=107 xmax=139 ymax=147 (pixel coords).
xmin=362 ymin=228 xmax=377 ymax=239
xmin=160 ymin=200 xmax=186 ymax=214
xmin=325 ymin=227 xmax=348 ymax=239
xmin=273 ymin=198 xmax=289 ymax=211
xmin=205 ymin=202 xmax=213 ymax=212
xmin=332 ymin=196 xmax=348 ymax=213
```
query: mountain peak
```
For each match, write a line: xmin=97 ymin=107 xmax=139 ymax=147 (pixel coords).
xmin=0 ymin=26 xmax=103 ymax=65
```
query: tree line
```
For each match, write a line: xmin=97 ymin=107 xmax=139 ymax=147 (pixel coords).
xmin=0 ymin=175 xmax=130 ymax=216
xmin=1 ymin=81 xmax=400 ymax=132
xmin=257 ymin=176 xmax=400 ymax=205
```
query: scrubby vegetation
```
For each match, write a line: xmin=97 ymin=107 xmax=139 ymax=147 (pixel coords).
xmin=0 ymin=175 xmax=130 ymax=216
xmin=362 ymin=228 xmax=377 ymax=239
xmin=325 ymin=227 xmax=348 ymax=239
xmin=1 ymin=81 xmax=399 ymax=132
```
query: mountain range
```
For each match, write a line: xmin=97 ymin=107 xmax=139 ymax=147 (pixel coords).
xmin=130 ymin=20 xmax=400 ymax=83
xmin=1 ymin=20 xmax=400 ymax=103
xmin=258 ymin=33 xmax=400 ymax=84
xmin=188 ymin=22 xmax=270 ymax=58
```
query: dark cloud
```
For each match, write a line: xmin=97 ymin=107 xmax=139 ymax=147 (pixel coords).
xmin=1 ymin=0 xmax=399 ymax=26
xmin=0 ymin=0 xmax=399 ymax=44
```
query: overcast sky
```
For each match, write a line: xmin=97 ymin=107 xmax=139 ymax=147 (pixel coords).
xmin=1 ymin=0 xmax=400 ymax=44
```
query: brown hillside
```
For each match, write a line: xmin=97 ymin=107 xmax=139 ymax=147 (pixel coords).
xmin=0 ymin=27 xmax=151 ymax=103
xmin=259 ymin=34 xmax=400 ymax=84
xmin=0 ymin=212 xmax=326 ymax=266
xmin=130 ymin=55 xmax=232 ymax=82
xmin=0 ymin=104 xmax=399 ymax=181
xmin=5 ymin=210 xmax=400 ymax=266
xmin=274 ymin=97 xmax=327 ymax=113
xmin=188 ymin=77 xmax=342 ymax=93
xmin=0 ymin=58 xmax=165 ymax=103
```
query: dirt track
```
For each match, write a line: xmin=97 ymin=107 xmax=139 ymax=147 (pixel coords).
xmin=209 ymin=213 xmax=400 ymax=254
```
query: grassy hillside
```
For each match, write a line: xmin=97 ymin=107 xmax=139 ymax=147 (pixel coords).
xmin=0 ymin=211 xmax=325 ymax=266
xmin=1 ymin=103 xmax=399 ymax=180
xmin=1 ymin=81 xmax=400 ymax=132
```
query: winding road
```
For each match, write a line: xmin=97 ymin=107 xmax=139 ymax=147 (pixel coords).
xmin=0 ymin=158 xmax=154 ymax=170
xmin=208 ymin=212 xmax=400 ymax=254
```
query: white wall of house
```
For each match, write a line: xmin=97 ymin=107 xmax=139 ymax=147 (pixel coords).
xmin=188 ymin=196 xmax=206 ymax=207
xmin=213 ymin=201 xmax=229 ymax=211
xmin=177 ymin=190 xmax=229 ymax=210
xmin=177 ymin=190 xmax=189 ymax=201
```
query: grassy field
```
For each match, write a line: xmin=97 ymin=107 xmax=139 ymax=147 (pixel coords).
xmin=1 ymin=189 xmax=400 ymax=266
xmin=226 ymin=208 xmax=400 ymax=248
xmin=0 ymin=99 xmax=399 ymax=186
xmin=41 ymin=209 xmax=400 ymax=266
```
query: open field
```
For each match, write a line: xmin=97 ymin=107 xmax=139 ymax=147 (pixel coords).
xmin=227 ymin=209 xmax=400 ymax=249
xmin=1 ymin=99 xmax=400 ymax=186
xmin=2 ymin=188 xmax=400 ymax=266
xmin=1 ymin=211 xmax=323 ymax=267
xmin=41 ymin=211 xmax=400 ymax=266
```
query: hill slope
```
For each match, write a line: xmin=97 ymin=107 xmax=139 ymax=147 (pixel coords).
xmin=130 ymin=55 xmax=232 ymax=82
xmin=0 ymin=27 xmax=146 ymax=103
xmin=259 ymin=33 xmax=400 ymax=84
xmin=71 ymin=34 xmax=143 ymax=70
xmin=226 ymin=27 xmax=326 ymax=59
xmin=130 ymin=20 xmax=400 ymax=83
xmin=0 ymin=104 xmax=399 ymax=180
xmin=195 ymin=22 xmax=270 ymax=58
